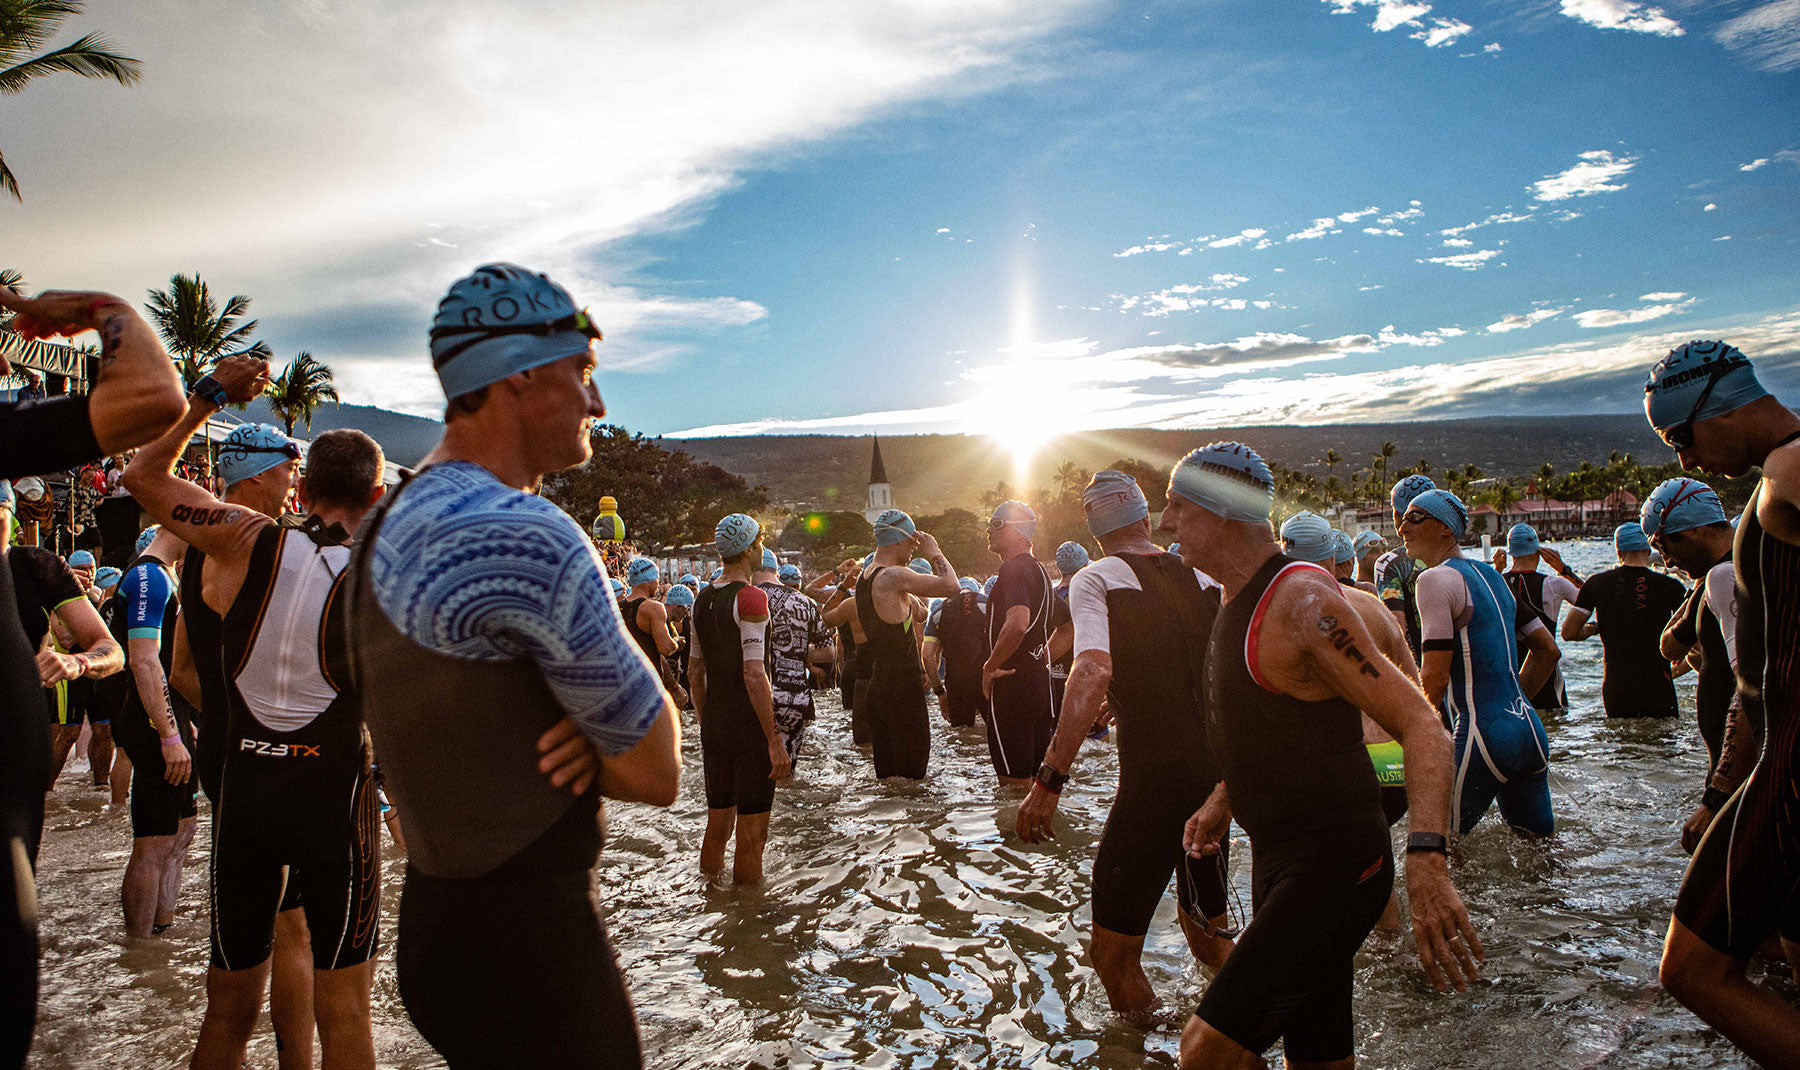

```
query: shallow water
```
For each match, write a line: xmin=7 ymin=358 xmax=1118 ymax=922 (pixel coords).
xmin=29 ymin=542 xmax=1781 ymax=1067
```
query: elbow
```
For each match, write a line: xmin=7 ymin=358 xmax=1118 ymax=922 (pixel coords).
xmin=639 ymin=771 xmax=681 ymax=809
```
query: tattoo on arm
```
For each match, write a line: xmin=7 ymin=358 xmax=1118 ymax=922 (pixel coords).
xmin=98 ymin=313 xmax=126 ymax=373
xmin=1318 ymin=615 xmax=1382 ymax=678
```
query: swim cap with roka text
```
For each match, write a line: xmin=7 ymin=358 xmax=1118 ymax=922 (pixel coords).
xmin=664 ymin=584 xmax=695 ymax=608
xmin=626 ymin=558 xmax=659 ymax=587
xmin=1082 ymin=470 xmax=1149 ymax=537
xmin=1055 ymin=541 xmax=1090 ymax=576
xmin=1640 ymin=477 xmax=1727 ymax=541
xmin=715 ymin=513 xmax=761 ymax=559
xmin=135 ymin=525 xmax=161 ymax=555
xmin=1279 ymin=511 xmax=1334 ymax=563
xmin=430 ymin=263 xmax=600 ymax=402
xmin=1330 ymin=529 xmax=1355 ymax=565
xmin=217 ymin=423 xmax=297 ymax=486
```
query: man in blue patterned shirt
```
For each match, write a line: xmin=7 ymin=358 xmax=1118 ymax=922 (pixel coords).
xmin=351 ymin=263 xmax=681 ymax=1070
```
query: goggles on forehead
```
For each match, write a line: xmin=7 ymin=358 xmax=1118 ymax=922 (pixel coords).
xmin=1399 ymin=508 xmax=1435 ymax=527
xmin=428 ymin=309 xmax=603 ymax=367
xmin=988 ymin=516 xmax=1033 ymax=531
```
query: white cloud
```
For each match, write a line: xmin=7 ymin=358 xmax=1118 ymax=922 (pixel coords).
xmin=1530 ymin=149 xmax=1639 ymax=201
xmin=1286 ymin=217 xmax=1342 ymax=241
xmin=1337 ymin=206 xmax=1381 ymax=223
xmin=1363 ymin=227 xmax=1406 ymax=236
xmin=1487 ymin=308 xmax=1565 ymax=333
xmin=1358 ymin=284 xmax=1385 ymax=291
xmin=1443 ymin=237 xmax=1474 ymax=247
xmin=1209 ymin=228 xmax=1269 ymax=248
xmin=1113 ymin=275 xmax=1258 ymax=316
xmin=1740 ymin=157 xmax=1772 ymax=171
xmin=1419 ymin=248 xmax=1502 ymax=270
xmin=1558 ymin=0 xmax=1683 ymax=36
xmin=936 ymin=227 xmax=951 ymax=233
xmin=1714 ymin=0 xmax=1800 ymax=74
xmin=1115 ymin=241 xmax=1182 ymax=257
xmin=1704 ymin=202 xmax=1717 ymax=211
xmin=1323 ymin=0 xmax=1434 ymax=32
xmin=1484 ymin=42 xmax=1503 ymax=53
xmin=1714 ymin=235 xmax=1733 ymax=241
xmin=1439 ymin=210 xmax=1534 ymax=236
xmin=1573 ymin=297 xmax=1696 ymax=328
xmin=1378 ymin=205 xmax=1424 ymax=224
xmin=1413 ymin=17 xmax=1473 ymax=47
xmin=1639 ymin=291 xmax=1687 ymax=301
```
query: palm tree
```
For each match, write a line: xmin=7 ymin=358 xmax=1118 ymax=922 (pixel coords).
xmin=1 ymin=1 xmax=142 ymax=200
xmin=1053 ymin=461 xmax=1089 ymax=503
xmin=144 ymin=273 xmax=271 ymax=387
xmin=266 ymin=351 xmax=338 ymax=436
xmin=1371 ymin=441 xmax=1397 ymax=491
xmin=1493 ymin=482 xmax=1521 ymax=524
xmin=1320 ymin=448 xmax=1341 ymax=479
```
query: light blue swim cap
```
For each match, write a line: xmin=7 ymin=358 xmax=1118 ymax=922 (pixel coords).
xmin=94 ymin=566 xmax=122 ymax=588
xmin=1352 ymin=530 xmax=1384 ymax=558
xmin=1644 ymin=340 xmax=1770 ymax=431
xmin=135 ymin=525 xmax=161 ymax=555
xmin=1640 ymin=477 xmax=1727 ymax=541
xmin=710 ymin=567 xmax=724 ymax=582
xmin=761 ymin=547 xmax=780 ymax=571
xmin=0 ymin=480 xmax=12 ymax=509
xmin=217 ymin=422 xmax=296 ymax=486
xmin=1082 ymin=470 xmax=1149 ymax=537
xmin=958 ymin=577 xmax=982 ymax=594
xmin=872 ymin=508 xmax=916 ymax=547
xmin=982 ymin=575 xmax=997 ymax=596
xmin=1408 ymin=489 xmax=1468 ymax=540
xmin=715 ymin=513 xmax=761 ymax=559
xmin=678 ymin=573 xmax=699 ymax=589
xmin=609 ymin=577 xmax=626 ymax=598
xmin=778 ymin=564 xmax=802 ymax=585
xmin=430 ymin=263 xmax=598 ymax=402
xmin=664 ymin=584 xmax=695 ymax=608
xmin=626 ymin=558 xmax=659 ymax=587
xmin=909 ymin=557 xmax=934 ymax=574
xmin=1055 ymin=541 xmax=1091 ymax=576
xmin=989 ymin=500 xmax=1038 ymax=540
xmin=1166 ymin=542 xmax=1180 ymax=555
xmin=1506 ymin=523 xmax=1540 ymax=557
xmin=68 ymin=550 xmax=95 ymax=569
xmin=1330 ymin=529 xmax=1355 ymax=565
xmin=1390 ymin=474 xmax=1436 ymax=516
xmin=1613 ymin=522 xmax=1652 ymax=554
xmin=1279 ymin=511 xmax=1335 ymax=563
xmin=1170 ymin=443 xmax=1274 ymax=523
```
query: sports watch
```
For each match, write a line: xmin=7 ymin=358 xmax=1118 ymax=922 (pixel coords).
xmin=1405 ymin=831 xmax=1449 ymax=855
xmin=189 ymin=373 xmax=229 ymax=408
xmin=1034 ymin=763 xmax=1068 ymax=794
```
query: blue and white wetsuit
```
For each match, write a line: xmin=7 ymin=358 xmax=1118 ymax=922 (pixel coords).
xmin=1417 ymin=556 xmax=1554 ymax=836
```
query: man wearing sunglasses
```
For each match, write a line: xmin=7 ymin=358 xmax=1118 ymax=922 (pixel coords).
xmin=981 ymin=500 xmax=1072 ymax=786
xmin=1644 ymin=341 xmax=1800 ymax=1068
xmin=1164 ymin=444 xmax=1479 ymax=1070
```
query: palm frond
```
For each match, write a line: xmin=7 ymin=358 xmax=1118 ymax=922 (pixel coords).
xmin=0 ymin=145 xmax=17 ymax=201
xmin=0 ymin=34 xmax=141 ymax=94
xmin=0 ymin=2 xmax=86 ymax=60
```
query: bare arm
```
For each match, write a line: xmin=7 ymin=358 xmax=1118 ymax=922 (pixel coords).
xmin=45 ymin=596 xmax=122 ymax=679
xmin=640 ymin=600 xmax=679 ymax=658
xmin=170 ymin=614 xmax=201 ymax=707
xmin=986 ymin=605 xmax=1029 ymax=673
xmin=1016 ymin=651 xmax=1110 ymax=843
xmin=1516 ymin=620 xmax=1558 ymax=699
xmin=1047 ymin=620 xmax=1072 ymax=666
xmin=1561 ymin=605 xmax=1597 ymax=642
xmin=922 ymin=638 xmax=942 ymax=689
xmin=687 ymin=642 xmax=708 ymax=716
xmin=595 ymin=703 xmax=681 ymax=806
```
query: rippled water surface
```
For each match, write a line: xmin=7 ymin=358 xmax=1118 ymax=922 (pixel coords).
xmin=30 ymin=543 xmax=1786 ymax=1067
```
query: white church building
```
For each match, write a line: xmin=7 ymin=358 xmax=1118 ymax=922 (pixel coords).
xmin=863 ymin=435 xmax=893 ymax=523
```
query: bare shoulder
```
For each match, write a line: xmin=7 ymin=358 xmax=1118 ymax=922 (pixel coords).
xmin=1759 ymin=434 xmax=1800 ymax=542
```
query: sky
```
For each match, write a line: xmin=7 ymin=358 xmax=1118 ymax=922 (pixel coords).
xmin=5 ymin=0 xmax=1798 ymax=450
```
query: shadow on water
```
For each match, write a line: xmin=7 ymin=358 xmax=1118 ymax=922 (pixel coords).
xmin=28 ymin=542 xmax=1771 ymax=1067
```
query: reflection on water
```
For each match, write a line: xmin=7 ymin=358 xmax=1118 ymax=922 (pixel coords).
xmin=28 ymin=543 xmax=1776 ymax=1067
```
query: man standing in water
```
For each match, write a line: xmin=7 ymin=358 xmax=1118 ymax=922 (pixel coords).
xmin=1403 ymin=489 xmax=1557 ymax=836
xmin=1643 ymin=340 xmax=1800 ymax=1068
xmin=1559 ymin=522 xmax=1686 ymax=719
xmin=692 ymin=514 xmax=787 ymax=884
xmin=1376 ymin=474 xmax=1437 ymax=662
xmin=1648 ymin=478 xmax=1739 ymax=781
xmin=755 ymin=548 xmax=834 ymax=771
xmin=924 ymin=578 xmax=989 ymax=728
xmin=1495 ymin=523 xmax=1580 ymax=715
xmin=352 ymin=263 xmax=680 ymax=1068
xmin=1165 ymin=444 xmax=1480 ymax=1070
xmin=981 ymin=501 xmax=1071 ymax=786
xmin=823 ymin=509 xmax=960 ymax=778
xmin=1016 ymin=470 xmax=1235 ymax=1022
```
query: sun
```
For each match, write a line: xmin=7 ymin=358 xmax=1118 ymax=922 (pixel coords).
xmin=976 ymin=370 xmax=1075 ymax=483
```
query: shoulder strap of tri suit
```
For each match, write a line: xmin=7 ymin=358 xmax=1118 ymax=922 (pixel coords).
xmin=342 ymin=463 xmax=421 ymax=700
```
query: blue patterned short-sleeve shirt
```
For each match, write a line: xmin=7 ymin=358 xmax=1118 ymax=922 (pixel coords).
xmin=368 ymin=461 xmax=664 ymax=755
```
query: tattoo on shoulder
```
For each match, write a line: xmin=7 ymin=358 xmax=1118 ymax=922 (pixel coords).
xmin=98 ymin=313 xmax=126 ymax=371
xmin=170 ymin=502 xmax=240 ymax=526
xmin=1320 ymin=617 xmax=1382 ymax=678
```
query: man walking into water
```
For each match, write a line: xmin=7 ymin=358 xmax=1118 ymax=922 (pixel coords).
xmin=981 ymin=501 xmax=1071 ymax=785
xmin=1560 ymin=522 xmax=1686 ymax=719
xmin=1648 ymin=478 xmax=1739 ymax=783
xmin=1495 ymin=523 xmax=1580 ymax=714
xmin=351 ymin=263 xmax=680 ymax=1068
xmin=1403 ymin=489 xmax=1557 ymax=836
xmin=1376 ymin=475 xmax=1436 ymax=661
xmin=127 ymin=358 xmax=387 ymax=1070
xmin=923 ymin=578 xmax=989 ymax=728
xmin=823 ymin=509 xmax=960 ymax=778
xmin=1163 ymin=444 xmax=1480 ymax=1069
xmin=755 ymin=548 xmax=834 ymax=770
xmin=1643 ymin=340 xmax=1800 ymax=1068
xmin=692 ymin=514 xmax=787 ymax=883
xmin=1015 ymin=470 xmax=1235 ymax=1022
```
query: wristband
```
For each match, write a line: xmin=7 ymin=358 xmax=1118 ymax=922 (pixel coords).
xmin=160 ymin=734 xmax=182 ymax=747
xmin=1701 ymin=786 xmax=1730 ymax=811
xmin=1034 ymin=763 xmax=1068 ymax=794
xmin=1405 ymin=831 xmax=1449 ymax=855
xmin=189 ymin=373 xmax=229 ymax=408
xmin=73 ymin=653 xmax=90 ymax=676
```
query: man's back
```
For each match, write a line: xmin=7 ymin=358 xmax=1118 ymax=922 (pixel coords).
xmin=1574 ymin=563 xmax=1686 ymax=716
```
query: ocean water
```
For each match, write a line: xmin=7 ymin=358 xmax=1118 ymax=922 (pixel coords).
xmin=29 ymin=542 xmax=1779 ymax=1067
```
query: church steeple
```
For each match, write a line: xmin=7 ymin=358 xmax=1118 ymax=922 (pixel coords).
xmin=869 ymin=435 xmax=888 ymax=485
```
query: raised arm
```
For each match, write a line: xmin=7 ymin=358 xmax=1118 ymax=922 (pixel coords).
xmin=38 ymin=594 xmax=123 ymax=685
xmin=122 ymin=354 xmax=272 ymax=561
xmin=887 ymin=532 xmax=961 ymax=598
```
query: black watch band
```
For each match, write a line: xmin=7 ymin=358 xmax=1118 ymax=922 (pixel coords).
xmin=1405 ymin=831 xmax=1449 ymax=855
xmin=190 ymin=374 xmax=228 ymax=407
xmin=1034 ymin=763 xmax=1068 ymax=794
xmin=1701 ymin=786 xmax=1730 ymax=811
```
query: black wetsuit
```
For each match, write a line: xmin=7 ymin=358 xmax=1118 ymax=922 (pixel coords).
xmin=620 ymin=596 xmax=661 ymax=668
xmin=855 ymin=568 xmax=931 ymax=779
xmin=1667 ymin=555 xmax=1736 ymax=771
xmin=108 ymin=553 xmax=199 ymax=839
xmin=1198 ymin=554 xmax=1393 ymax=1063
xmin=851 ymin=628 xmax=875 ymax=745
xmin=1676 ymin=474 xmax=1800 ymax=957
xmin=347 ymin=480 xmax=637 ymax=1069
xmin=695 ymin=581 xmax=776 ymax=815
xmin=1573 ymin=564 xmax=1687 ymax=718
xmin=209 ymin=525 xmax=378 ymax=972
xmin=1503 ymin=570 xmax=1569 ymax=711
xmin=985 ymin=553 xmax=1065 ymax=779
xmin=182 ymin=546 xmax=229 ymax=806
xmin=1090 ymin=553 xmax=1230 ymax=936
xmin=934 ymin=597 xmax=989 ymax=728
xmin=8 ymin=546 xmax=81 ymax=730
